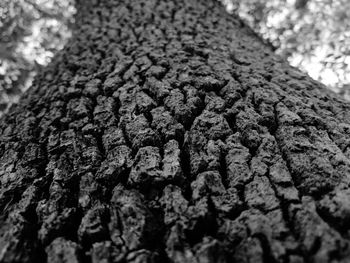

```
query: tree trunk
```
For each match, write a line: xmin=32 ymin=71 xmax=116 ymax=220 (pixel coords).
xmin=1 ymin=0 xmax=350 ymax=262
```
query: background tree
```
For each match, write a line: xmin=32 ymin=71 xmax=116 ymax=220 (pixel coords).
xmin=1 ymin=0 xmax=350 ymax=262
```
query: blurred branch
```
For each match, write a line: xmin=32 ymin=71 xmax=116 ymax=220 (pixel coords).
xmin=0 ymin=46 xmax=17 ymax=62
xmin=22 ymin=0 xmax=67 ymax=21
xmin=295 ymin=0 xmax=309 ymax=9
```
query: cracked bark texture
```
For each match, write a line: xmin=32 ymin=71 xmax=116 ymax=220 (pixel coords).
xmin=1 ymin=0 xmax=350 ymax=262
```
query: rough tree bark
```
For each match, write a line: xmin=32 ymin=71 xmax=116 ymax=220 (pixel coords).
xmin=1 ymin=0 xmax=350 ymax=262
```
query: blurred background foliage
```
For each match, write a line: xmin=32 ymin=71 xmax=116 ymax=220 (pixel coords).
xmin=222 ymin=0 xmax=350 ymax=97
xmin=0 ymin=0 xmax=75 ymax=116
xmin=0 ymin=0 xmax=349 ymax=117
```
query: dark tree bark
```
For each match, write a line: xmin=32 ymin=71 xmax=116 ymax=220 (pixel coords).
xmin=1 ymin=0 xmax=350 ymax=262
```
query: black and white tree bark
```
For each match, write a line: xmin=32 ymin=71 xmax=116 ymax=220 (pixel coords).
xmin=1 ymin=0 xmax=350 ymax=262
